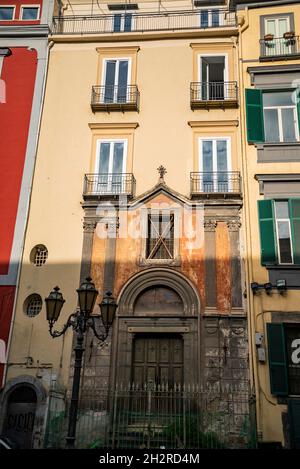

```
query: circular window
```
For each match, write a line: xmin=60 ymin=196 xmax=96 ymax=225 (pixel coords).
xmin=24 ymin=294 xmax=43 ymax=317
xmin=30 ymin=245 xmax=48 ymax=267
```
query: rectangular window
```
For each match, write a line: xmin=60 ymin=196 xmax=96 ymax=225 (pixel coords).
xmin=21 ymin=6 xmax=39 ymax=20
xmin=102 ymin=58 xmax=130 ymax=104
xmin=113 ymin=13 xmax=132 ymax=32
xmin=95 ymin=139 xmax=127 ymax=194
xmin=200 ymin=56 xmax=226 ymax=100
xmin=264 ymin=16 xmax=292 ymax=56
xmin=267 ymin=323 xmax=300 ymax=396
xmin=0 ymin=6 xmax=15 ymax=20
xmin=263 ymin=91 xmax=299 ymax=143
xmin=258 ymin=198 xmax=300 ymax=266
xmin=199 ymin=137 xmax=230 ymax=192
xmin=200 ymin=9 xmax=219 ymax=28
xmin=146 ymin=213 xmax=175 ymax=260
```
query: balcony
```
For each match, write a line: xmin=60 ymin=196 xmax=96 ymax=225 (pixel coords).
xmin=190 ymin=172 xmax=241 ymax=198
xmin=91 ymin=85 xmax=139 ymax=112
xmin=260 ymin=35 xmax=300 ymax=61
xmin=83 ymin=173 xmax=136 ymax=199
xmin=190 ymin=82 xmax=238 ymax=109
xmin=51 ymin=10 xmax=237 ymax=35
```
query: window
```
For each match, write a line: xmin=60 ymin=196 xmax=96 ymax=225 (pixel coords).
xmin=95 ymin=139 xmax=127 ymax=194
xmin=0 ymin=6 xmax=15 ymax=20
xmin=21 ymin=6 xmax=39 ymax=20
xmin=102 ymin=58 xmax=130 ymax=103
xmin=267 ymin=323 xmax=300 ymax=396
xmin=258 ymin=199 xmax=300 ymax=266
xmin=245 ymin=88 xmax=300 ymax=144
xmin=24 ymin=294 xmax=43 ymax=317
xmin=146 ymin=213 xmax=175 ymax=260
xmin=263 ymin=92 xmax=299 ymax=143
xmin=199 ymin=137 xmax=231 ymax=192
xmin=200 ymin=9 xmax=220 ymax=28
xmin=264 ymin=16 xmax=292 ymax=56
xmin=199 ymin=55 xmax=226 ymax=100
xmin=113 ymin=13 xmax=132 ymax=32
xmin=30 ymin=244 xmax=48 ymax=266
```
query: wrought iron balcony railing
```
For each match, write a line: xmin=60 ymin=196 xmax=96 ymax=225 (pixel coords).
xmin=91 ymin=85 xmax=139 ymax=111
xmin=52 ymin=9 xmax=237 ymax=35
xmin=83 ymin=173 xmax=136 ymax=198
xmin=260 ymin=35 xmax=300 ymax=60
xmin=190 ymin=172 xmax=241 ymax=197
xmin=190 ymin=82 xmax=238 ymax=108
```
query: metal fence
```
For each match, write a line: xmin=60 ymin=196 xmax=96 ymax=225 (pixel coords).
xmin=190 ymin=82 xmax=238 ymax=103
xmin=83 ymin=173 xmax=136 ymax=197
xmin=44 ymin=382 xmax=256 ymax=449
xmin=51 ymin=10 xmax=237 ymax=35
xmin=91 ymin=85 xmax=140 ymax=110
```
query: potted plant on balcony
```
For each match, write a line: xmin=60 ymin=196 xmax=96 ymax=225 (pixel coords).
xmin=283 ymin=31 xmax=295 ymax=39
xmin=264 ymin=33 xmax=274 ymax=41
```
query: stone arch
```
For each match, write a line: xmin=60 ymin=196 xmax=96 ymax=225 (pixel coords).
xmin=0 ymin=375 xmax=48 ymax=448
xmin=117 ymin=267 xmax=200 ymax=316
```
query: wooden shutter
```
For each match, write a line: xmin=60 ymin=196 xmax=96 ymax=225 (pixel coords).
xmin=258 ymin=200 xmax=277 ymax=265
xmin=289 ymin=198 xmax=300 ymax=264
xmin=288 ymin=400 xmax=300 ymax=449
xmin=267 ymin=323 xmax=288 ymax=396
xmin=245 ymin=89 xmax=265 ymax=143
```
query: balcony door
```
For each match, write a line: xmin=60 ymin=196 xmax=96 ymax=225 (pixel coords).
xmin=103 ymin=58 xmax=130 ymax=103
xmin=96 ymin=139 xmax=127 ymax=194
xmin=264 ymin=17 xmax=292 ymax=55
xmin=199 ymin=137 xmax=231 ymax=193
xmin=200 ymin=56 xmax=226 ymax=100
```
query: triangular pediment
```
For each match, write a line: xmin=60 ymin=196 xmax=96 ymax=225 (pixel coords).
xmin=130 ymin=182 xmax=191 ymax=208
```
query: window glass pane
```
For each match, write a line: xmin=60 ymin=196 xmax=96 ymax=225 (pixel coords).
xmin=216 ymin=140 xmax=228 ymax=172
xmin=212 ymin=10 xmax=219 ymax=27
xmin=200 ymin=10 xmax=208 ymax=28
xmin=278 ymin=18 xmax=289 ymax=36
xmin=124 ymin=13 xmax=132 ymax=31
xmin=263 ymin=91 xmax=294 ymax=107
xmin=275 ymin=201 xmax=289 ymax=218
xmin=22 ymin=7 xmax=39 ymax=20
xmin=113 ymin=14 xmax=121 ymax=31
xmin=99 ymin=143 xmax=110 ymax=172
xmin=202 ymin=140 xmax=213 ymax=172
xmin=104 ymin=61 xmax=116 ymax=102
xmin=264 ymin=108 xmax=280 ymax=142
xmin=0 ymin=7 xmax=14 ymax=20
xmin=282 ymin=108 xmax=297 ymax=142
xmin=117 ymin=60 xmax=128 ymax=102
xmin=265 ymin=19 xmax=276 ymax=35
xmin=112 ymin=142 xmax=124 ymax=173
xmin=277 ymin=221 xmax=293 ymax=263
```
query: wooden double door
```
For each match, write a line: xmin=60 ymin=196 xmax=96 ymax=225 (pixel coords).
xmin=132 ymin=334 xmax=183 ymax=387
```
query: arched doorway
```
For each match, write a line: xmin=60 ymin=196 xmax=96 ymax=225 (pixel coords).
xmin=3 ymin=385 xmax=37 ymax=448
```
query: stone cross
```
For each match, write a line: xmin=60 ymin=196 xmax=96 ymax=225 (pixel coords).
xmin=157 ymin=165 xmax=167 ymax=183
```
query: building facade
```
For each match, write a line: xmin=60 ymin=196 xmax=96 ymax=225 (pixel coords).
xmin=0 ymin=0 xmax=54 ymax=447
xmin=236 ymin=0 xmax=300 ymax=449
xmin=0 ymin=0 xmax=256 ymax=449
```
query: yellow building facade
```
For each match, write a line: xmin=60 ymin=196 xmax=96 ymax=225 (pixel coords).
xmin=236 ymin=0 xmax=300 ymax=449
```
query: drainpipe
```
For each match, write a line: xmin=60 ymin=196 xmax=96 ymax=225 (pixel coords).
xmin=237 ymin=6 xmax=263 ymax=441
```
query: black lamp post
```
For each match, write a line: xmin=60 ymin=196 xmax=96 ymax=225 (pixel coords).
xmin=45 ymin=277 xmax=117 ymax=449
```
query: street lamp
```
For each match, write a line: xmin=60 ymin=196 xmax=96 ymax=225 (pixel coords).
xmin=45 ymin=277 xmax=117 ymax=449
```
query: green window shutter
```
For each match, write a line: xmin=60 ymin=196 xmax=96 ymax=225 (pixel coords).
xmin=289 ymin=198 xmax=300 ymax=264
xmin=267 ymin=323 xmax=288 ymax=396
xmin=245 ymin=89 xmax=265 ymax=143
xmin=258 ymin=200 xmax=277 ymax=265
xmin=288 ymin=400 xmax=300 ymax=449
xmin=297 ymin=93 xmax=300 ymax=133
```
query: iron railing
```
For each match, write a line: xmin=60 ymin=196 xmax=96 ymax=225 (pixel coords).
xmin=260 ymin=35 xmax=300 ymax=58
xmin=190 ymin=172 xmax=241 ymax=196
xmin=83 ymin=173 xmax=136 ymax=197
xmin=190 ymin=82 xmax=238 ymax=107
xmin=52 ymin=10 xmax=237 ymax=35
xmin=45 ymin=382 xmax=256 ymax=449
xmin=91 ymin=85 xmax=139 ymax=111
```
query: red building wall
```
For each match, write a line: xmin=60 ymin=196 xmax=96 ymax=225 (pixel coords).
xmin=0 ymin=0 xmax=43 ymax=25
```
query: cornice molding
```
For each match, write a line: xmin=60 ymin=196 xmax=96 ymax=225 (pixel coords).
xmin=96 ymin=46 xmax=140 ymax=53
xmin=0 ymin=25 xmax=49 ymax=38
xmin=188 ymin=120 xmax=239 ymax=128
xmin=88 ymin=122 xmax=139 ymax=130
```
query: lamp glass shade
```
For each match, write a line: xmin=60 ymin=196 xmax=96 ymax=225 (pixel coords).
xmin=100 ymin=292 xmax=117 ymax=330
xmin=45 ymin=287 xmax=65 ymax=323
xmin=77 ymin=277 xmax=98 ymax=316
